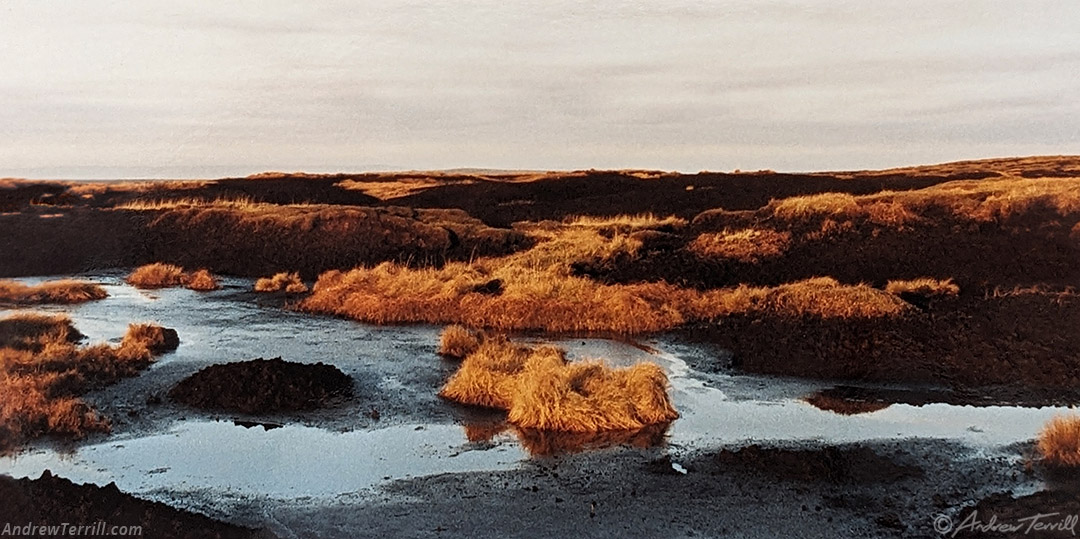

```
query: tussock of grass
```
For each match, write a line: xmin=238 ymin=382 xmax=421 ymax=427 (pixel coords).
xmin=127 ymin=263 xmax=221 ymax=291
xmin=566 ymin=213 xmax=687 ymax=232
xmin=508 ymin=356 xmax=677 ymax=431
xmin=885 ymin=278 xmax=960 ymax=298
xmin=127 ymin=263 xmax=186 ymax=289
xmin=184 ymin=269 xmax=221 ymax=291
xmin=748 ymin=277 xmax=910 ymax=319
xmin=440 ymin=336 xmax=678 ymax=432
xmin=689 ymin=228 xmax=791 ymax=263
xmin=439 ymin=337 xmax=538 ymax=409
xmin=0 ymin=280 xmax=107 ymax=305
xmin=437 ymin=325 xmax=482 ymax=359
xmin=0 ymin=313 xmax=177 ymax=451
xmin=254 ymin=272 xmax=308 ymax=293
xmin=1038 ymin=415 xmax=1080 ymax=467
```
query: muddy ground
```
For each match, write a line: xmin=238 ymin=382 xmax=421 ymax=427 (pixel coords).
xmin=0 ymin=470 xmax=267 ymax=539
xmin=237 ymin=439 xmax=1048 ymax=538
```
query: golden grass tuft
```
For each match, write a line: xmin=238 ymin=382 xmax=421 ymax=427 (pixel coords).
xmin=751 ymin=277 xmax=911 ymax=319
xmin=127 ymin=263 xmax=186 ymax=289
xmin=0 ymin=279 xmax=107 ymax=305
xmin=771 ymin=193 xmax=861 ymax=221
xmin=508 ymin=358 xmax=678 ymax=432
xmin=437 ymin=325 xmax=482 ymax=359
xmin=439 ymin=337 xmax=538 ymax=409
xmin=183 ymin=269 xmax=221 ymax=291
xmin=254 ymin=272 xmax=308 ymax=293
xmin=885 ymin=278 xmax=960 ymax=298
xmin=127 ymin=263 xmax=221 ymax=291
xmin=439 ymin=337 xmax=678 ymax=432
xmin=689 ymin=228 xmax=791 ymax=263
xmin=1038 ymin=414 xmax=1080 ymax=467
xmin=0 ymin=313 xmax=176 ymax=451
xmin=770 ymin=192 xmax=920 ymax=227
xmin=566 ymin=213 xmax=687 ymax=232
xmin=121 ymin=323 xmax=180 ymax=355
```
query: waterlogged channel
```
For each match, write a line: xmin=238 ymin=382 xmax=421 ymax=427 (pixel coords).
xmin=0 ymin=273 xmax=1073 ymax=506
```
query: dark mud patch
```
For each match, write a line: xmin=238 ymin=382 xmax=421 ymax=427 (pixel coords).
xmin=705 ymin=444 xmax=923 ymax=483
xmin=0 ymin=470 xmax=263 ymax=539
xmin=168 ymin=357 xmax=353 ymax=414
xmin=956 ymin=490 xmax=1080 ymax=538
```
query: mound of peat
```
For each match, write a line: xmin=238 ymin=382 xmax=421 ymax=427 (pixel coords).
xmin=0 ymin=470 xmax=261 ymax=539
xmin=168 ymin=358 xmax=353 ymax=414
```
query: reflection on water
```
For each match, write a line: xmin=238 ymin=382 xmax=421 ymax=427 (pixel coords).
xmin=463 ymin=420 xmax=670 ymax=457
xmin=0 ymin=420 xmax=525 ymax=499
xmin=803 ymin=391 xmax=892 ymax=416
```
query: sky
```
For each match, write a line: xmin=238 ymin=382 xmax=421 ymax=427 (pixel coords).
xmin=1 ymin=1 xmax=1079 ymax=179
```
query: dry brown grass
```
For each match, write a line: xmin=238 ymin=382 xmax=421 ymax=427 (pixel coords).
xmin=300 ymin=221 xmax=910 ymax=334
xmin=1038 ymin=414 xmax=1080 ymax=467
xmin=885 ymin=278 xmax=960 ymax=298
xmin=439 ymin=337 xmax=538 ymax=409
xmin=0 ymin=313 xmax=177 ymax=451
xmin=439 ymin=337 xmax=678 ymax=432
xmin=508 ymin=356 xmax=677 ymax=431
xmin=566 ymin=213 xmax=687 ymax=232
xmin=689 ymin=228 xmax=791 ymax=263
xmin=770 ymin=193 xmax=921 ymax=227
xmin=0 ymin=280 xmax=107 ymax=305
xmin=113 ymin=196 xmax=258 ymax=211
xmin=183 ymin=269 xmax=221 ymax=291
xmin=254 ymin=272 xmax=308 ymax=293
xmin=127 ymin=263 xmax=221 ymax=291
xmin=766 ymin=177 xmax=1080 ymax=228
xmin=437 ymin=325 xmax=482 ymax=359
xmin=127 ymin=263 xmax=186 ymax=289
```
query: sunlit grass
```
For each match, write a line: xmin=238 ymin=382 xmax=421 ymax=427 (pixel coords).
xmin=439 ymin=335 xmax=678 ymax=432
xmin=0 ymin=279 xmax=107 ymax=305
xmin=1038 ymin=414 xmax=1080 ymax=467
xmin=0 ymin=313 xmax=177 ymax=450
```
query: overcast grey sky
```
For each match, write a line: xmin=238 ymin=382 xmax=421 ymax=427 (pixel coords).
xmin=2 ymin=1 xmax=1079 ymax=178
